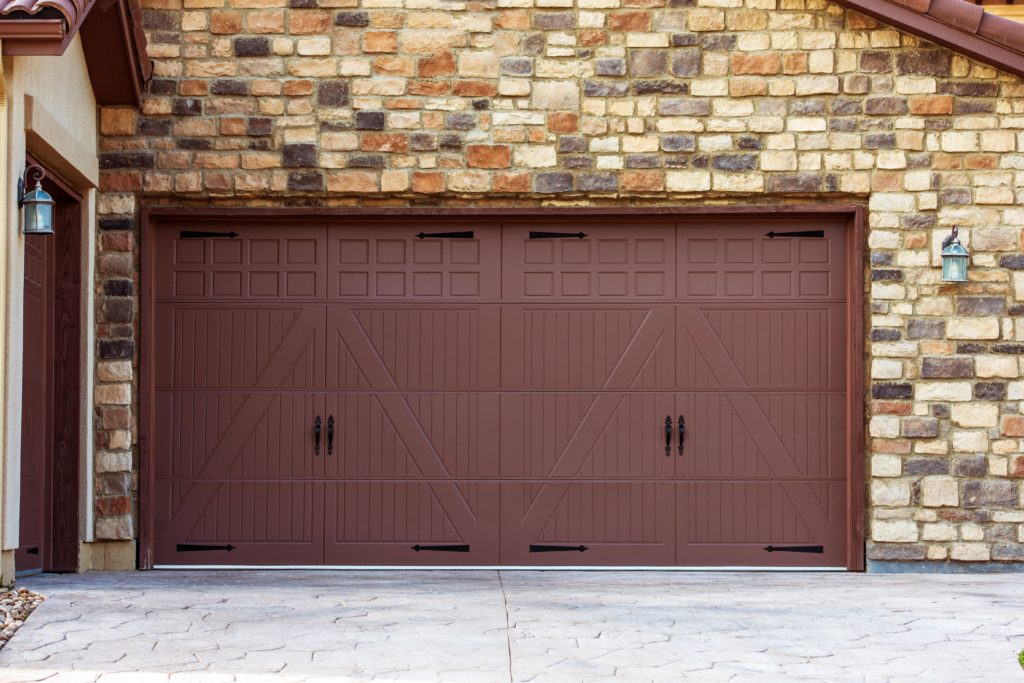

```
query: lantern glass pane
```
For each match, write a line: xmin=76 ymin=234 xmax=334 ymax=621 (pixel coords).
xmin=23 ymin=201 xmax=53 ymax=235
xmin=943 ymin=255 xmax=967 ymax=282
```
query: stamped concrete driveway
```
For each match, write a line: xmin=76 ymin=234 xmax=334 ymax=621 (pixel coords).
xmin=0 ymin=570 xmax=1022 ymax=682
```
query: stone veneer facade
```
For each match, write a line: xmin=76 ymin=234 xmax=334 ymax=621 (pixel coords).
xmin=95 ymin=0 xmax=1024 ymax=567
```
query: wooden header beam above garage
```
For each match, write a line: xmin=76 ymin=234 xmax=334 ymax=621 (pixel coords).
xmin=0 ymin=0 xmax=150 ymax=106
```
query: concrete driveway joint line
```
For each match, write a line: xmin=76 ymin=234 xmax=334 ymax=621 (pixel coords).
xmin=0 ymin=570 xmax=1021 ymax=682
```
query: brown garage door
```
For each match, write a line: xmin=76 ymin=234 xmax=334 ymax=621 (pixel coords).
xmin=152 ymin=217 xmax=848 ymax=567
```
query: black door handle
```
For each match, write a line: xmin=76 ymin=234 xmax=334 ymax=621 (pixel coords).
xmin=327 ymin=415 xmax=335 ymax=456
xmin=314 ymin=416 xmax=322 ymax=456
xmin=664 ymin=415 xmax=672 ymax=457
xmin=678 ymin=415 xmax=686 ymax=455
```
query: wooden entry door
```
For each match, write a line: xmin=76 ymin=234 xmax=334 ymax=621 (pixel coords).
xmin=18 ymin=167 xmax=82 ymax=574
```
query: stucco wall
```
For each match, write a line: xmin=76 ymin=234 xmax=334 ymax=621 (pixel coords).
xmin=1 ymin=35 xmax=98 ymax=565
xmin=96 ymin=0 xmax=1024 ymax=567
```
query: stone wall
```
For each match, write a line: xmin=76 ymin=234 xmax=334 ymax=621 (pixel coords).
xmin=96 ymin=0 xmax=1024 ymax=566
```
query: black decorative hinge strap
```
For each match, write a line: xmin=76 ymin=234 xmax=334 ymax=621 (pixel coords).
xmin=411 ymin=544 xmax=470 ymax=552
xmin=179 ymin=230 xmax=239 ymax=239
xmin=529 ymin=544 xmax=589 ymax=553
xmin=765 ymin=230 xmax=825 ymax=239
xmin=416 ymin=231 xmax=474 ymax=239
xmin=529 ymin=231 xmax=587 ymax=239
xmin=26 ymin=547 xmax=39 ymax=555
xmin=763 ymin=545 xmax=823 ymax=553
xmin=177 ymin=543 xmax=236 ymax=552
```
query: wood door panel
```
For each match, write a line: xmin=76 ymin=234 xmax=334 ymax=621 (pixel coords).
xmin=324 ymin=482 xmax=499 ymax=564
xmin=502 ymin=224 xmax=676 ymax=300
xmin=500 ymin=483 xmax=675 ymax=565
xmin=500 ymin=306 xmax=675 ymax=390
xmin=677 ymin=482 xmax=846 ymax=567
xmin=328 ymin=224 xmax=501 ymax=300
xmin=154 ymin=223 xmax=328 ymax=301
xmin=676 ymin=222 xmax=845 ymax=301
xmin=499 ymin=393 xmax=675 ymax=479
xmin=154 ymin=481 xmax=324 ymax=565
xmin=322 ymin=393 xmax=500 ymax=480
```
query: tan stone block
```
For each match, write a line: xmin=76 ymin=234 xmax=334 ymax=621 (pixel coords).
xmin=447 ymin=170 xmax=491 ymax=193
xmin=915 ymin=382 xmax=972 ymax=402
xmin=210 ymin=10 xmax=242 ymax=33
xmin=712 ymin=173 xmax=763 ymax=192
xmin=872 ymin=454 xmax=902 ymax=477
xmin=922 ymin=522 xmax=958 ymax=541
xmin=949 ymin=542 xmax=990 ymax=561
xmin=972 ymin=227 xmax=1018 ymax=251
xmin=666 ymin=170 xmax=711 ymax=192
xmin=976 ymin=355 xmax=1018 ymax=378
xmin=921 ymin=477 xmax=959 ymax=507
xmin=97 ymin=361 xmax=133 ymax=382
xmin=947 ymin=317 xmax=1000 ymax=340
xmin=872 ymin=520 xmax=918 ymax=542
xmin=870 ymin=416 xmax=901 ymax=439
xmin=381 ymin=170 xmax=408 ymax=192
xmin=688 ymin=8 xmax=724 ymax=31
xmin=100 ymin=108 xmax=136 ymax=136
xmin=951 ymin=430 xmax=988 ymax=452
xmin=95 ymin=384 xmax=131 ymax=406
xmin=458 ymin=51 xmax=499 ymax=77
xmin=512 ymin=146 xmax=557 ymax=168
xmin=951 ymin=404 xmax=999 ymax=428
xmin=531 ymin=81 xmax=578 ymax=110
xmin=872 ymin=480 xmax=910 ymax=507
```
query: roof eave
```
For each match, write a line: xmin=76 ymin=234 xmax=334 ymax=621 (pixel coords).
xmin=834 ymin=0 xmax=1024 ymax=80
xmin=0 ymin=18 xmax=66 ymax=55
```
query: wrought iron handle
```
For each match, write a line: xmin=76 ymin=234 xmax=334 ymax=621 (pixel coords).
xmin=678 ymin=415 xmax=686 ymax=456
xmin=314 ymin=416 xmax=321 ymax=456
xmin=327 ymin=415 xmax=335 ymax=456
xmin=664 ymin=415 xmax=672 ymax=457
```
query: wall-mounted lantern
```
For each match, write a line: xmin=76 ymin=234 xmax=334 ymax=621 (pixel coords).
xmin=18 ymin=165 xmax=54 ymax=236
xmin=940 ymin=226 xmax=969 ymax=282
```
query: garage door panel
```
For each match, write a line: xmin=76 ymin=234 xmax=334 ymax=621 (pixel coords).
xmin=156 ymin=391 xmax=320 ymax=479
xmin=501 ymin=305 xmax=675 ymax=391
xmin=156 ymin=306 xmax=325 ymax=390
xmin=677 ymin=224 xmax=845 ymax=301
xmin=677 ymin=482 xmax=846 ymax=567
xmin=328 ymin=225 xmax=501 ymax=299
xmin=500 ymin=393 xmax=675 ymax=479
xmin=323 ymin=393 xmax=500 ymax=479
xmin=154 ymin=481 xmax=324 ymax=565
xmin=155 ymin=224 xmax=328 ymax=302
xmin=678 ymin=305 xmax=846 ymax=391
xmin=500 ymin=483 xmax=675 ymax=565
xmin=324 ymin=482 xmax=500 ymax=564
xmin=502 ymin=225 xmax=675 ymax=301
xmin=675 ymin=393 xmax=845 ymax=480
xmin=328 ymin=306 xmax=501 ymax=390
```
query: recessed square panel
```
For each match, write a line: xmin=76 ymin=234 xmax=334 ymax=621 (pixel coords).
xmin=636 ymin=240 xmax=665 ymax=264
xmin=598 ymin=271 xmax=627 ymax=295
xmin=636 ymin=272 xmax=665 ymax=296
xmin=562 ymin=272 xmax=590 ymax=296
xmin=451 ymin=272 xmax=480 ymax=296
xmin=725 ymin=239 xmax=754 ymax=264
xmin=174 ymin=271 xmax=204 ymax=296
xmin=250 ymin=240 xmax=279 ymax=264
xmin=450 ymin=240 xmax=479 ymax=264
xmin=525 ymin=241 xmax=553 ymax=264
xmin=338 ymin=272 xmax=368 ymax=296
xmin=286 ymin=272 xmax=317 ymax=297
xmin=376 ymin=240 xmax=406 ymax=265
xmin=687 ymin=272 xmax=716 ymax=296
xmin=562 ymin=240 xmax=590 ymax=264
xmin=799 ymin=271 xmax=830 ymax=296
xmin=762 ymin=240 xmax=791 ymax=263
xmin=376 ymin=272 xmax=405 ymax=296
xmin=250 ymin=272 xmax=280 ymax=297
xmin=524 ymin=272 xmax=554 ymax=296
xmin=725 ymin=271 xmax=754 ymax=296
xmin=175 ymin=240 xmax=205 ymax=264
xmin=213 ymin=240 xmax=242 ymax=264
xmin=762 ymin=271 xmax=792 ymax=297
xmin=413 ymin=272 xmax=443 ymax=296
xmin=800 ymin=240 xmax=829 ymax=263
xmin=212 ymin=272 xmax=242 ymax=297
xmin=413 ymin=240 xmax=442 ymax=264
xmin=287 ymin=239 xmax=317 ymax=264
xmin=686 ymin=239 xmax=716 ymax=263
xmin=598 ymin=239 xmax=627 ymax=264
xmin=338 ymin=239 xmax=369 ymax=264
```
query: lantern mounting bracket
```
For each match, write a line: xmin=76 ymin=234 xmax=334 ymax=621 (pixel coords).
xmin=17 ymin=164 xmax=46 ymax=208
